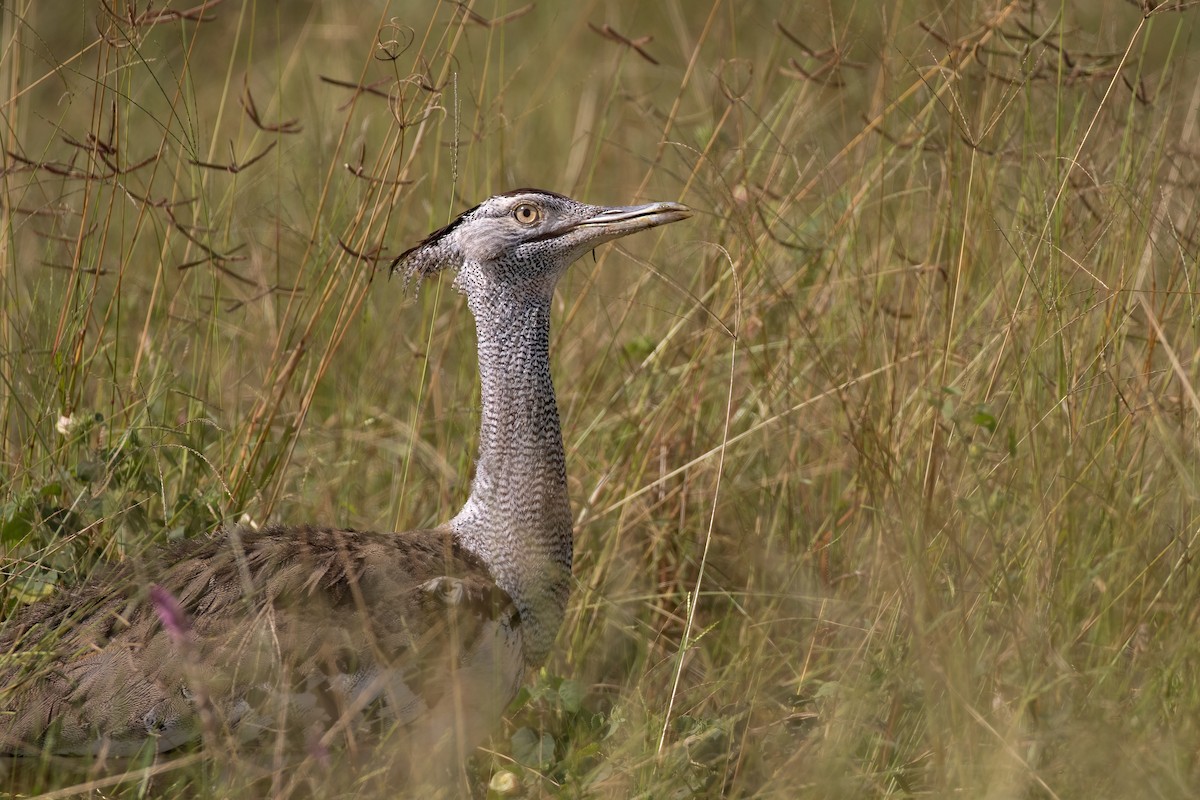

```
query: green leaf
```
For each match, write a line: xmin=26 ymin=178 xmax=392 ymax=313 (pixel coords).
xmin=573 ymin=741 xmax=601 ymax=759
xmin=815 ymin=681 xmax=841 ymax=700
xmin=511 ymin=727 xmax=555 ymax=769
xmin=673 ymin=714 xmax=700 ymax=735
xmin=0 ymin=500 xmax=34 ymax=546
xmin=971 ymin=410 xmax=997 ymax=433
xmin=507 ymin=685 xmax=532 ymax=713
xmin=38 ymin=482 xmax=63 ymax=499
xmin=74 ymin=459 xmax=105 ymax=483
xmin=10 ymin=569 xmax=57 ymax=604
xmin=623 ymin=335 xmax=656 ymax=362
xmin=557 ymin=678 xmax=584 ymax=713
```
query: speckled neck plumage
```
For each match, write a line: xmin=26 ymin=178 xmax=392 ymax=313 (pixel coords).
xmin=450 ymin=276 xmax=572 ymax=667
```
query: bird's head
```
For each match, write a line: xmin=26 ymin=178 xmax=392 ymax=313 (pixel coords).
xmin=392 ymin=189 xmax=691 ymax=298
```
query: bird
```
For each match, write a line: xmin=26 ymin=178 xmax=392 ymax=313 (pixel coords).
xmin=0 ymin=189 xmax=692 ymax=767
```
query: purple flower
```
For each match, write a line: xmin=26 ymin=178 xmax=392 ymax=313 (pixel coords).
xmin=149 ymin=584 xmax=191 ymax=647
xmin=306 ymin=732 xmax=331 ymax=768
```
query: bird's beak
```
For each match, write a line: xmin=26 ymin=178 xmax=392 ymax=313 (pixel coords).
xmin=575 ymin=202 xmax=693 ymax=238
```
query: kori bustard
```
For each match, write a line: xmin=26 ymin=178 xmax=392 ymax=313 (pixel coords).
xmin=0 ymin=189 xmax=691 ymax=762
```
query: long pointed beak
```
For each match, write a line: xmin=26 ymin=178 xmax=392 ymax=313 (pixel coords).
xmin=576 ymin=202 xmax=692 ymax=236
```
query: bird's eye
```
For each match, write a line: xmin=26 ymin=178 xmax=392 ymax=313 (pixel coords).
xmin=513 ymin=203 xmax=541 ymax=225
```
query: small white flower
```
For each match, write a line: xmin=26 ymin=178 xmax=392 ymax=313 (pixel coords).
xmin=55 ymin=414 xmax=77 ymax=436
xmin=488 ymin=770 xmax=519 ymax=795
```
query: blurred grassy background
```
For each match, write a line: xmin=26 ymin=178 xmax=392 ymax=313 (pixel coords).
xmin=3 ymin=0 xmax=1200 ymax=796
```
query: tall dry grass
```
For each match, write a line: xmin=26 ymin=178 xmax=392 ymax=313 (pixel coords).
xmin=2 ymin=0 xmax=1200 ymax=797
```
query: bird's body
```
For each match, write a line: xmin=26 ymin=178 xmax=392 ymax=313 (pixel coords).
xmin=1 ymin=526 xmax=521 ymax=758
xmin=0 ymin=188 xmax=690 ymax=762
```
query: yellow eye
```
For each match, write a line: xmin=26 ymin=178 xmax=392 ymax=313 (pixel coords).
xmin=513 ymin=203 xmax=540 ymax=225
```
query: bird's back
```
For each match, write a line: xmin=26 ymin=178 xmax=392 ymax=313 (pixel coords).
xmin=0 ymin=525 xmax=523 ymax=759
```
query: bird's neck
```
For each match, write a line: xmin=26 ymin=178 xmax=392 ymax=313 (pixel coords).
xmin=450 ymin=282 xmax=572 ymax=666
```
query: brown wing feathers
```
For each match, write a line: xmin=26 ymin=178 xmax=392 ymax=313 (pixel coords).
xmin=0 ymin=525 xmax=516 ymax=756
